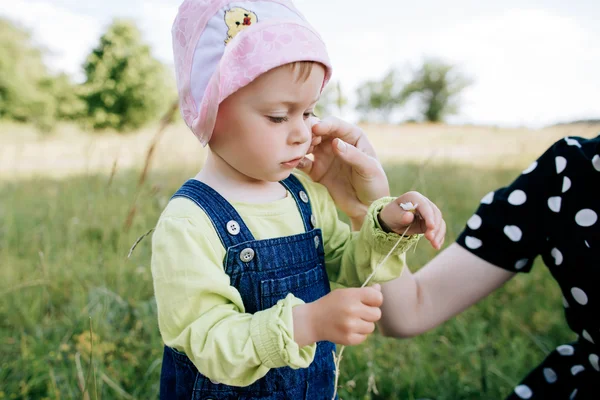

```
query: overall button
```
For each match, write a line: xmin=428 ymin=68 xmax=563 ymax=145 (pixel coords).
xmin=240 ymin=248 xmax=255 ymax=262
xmin=226 ymin=220 xmax=240 ymax=235
xmin=299 ymin=191 xmax=309 ymax=203
xmin=314 ymin=236 xmax=320 ymax=249
xmin=210 ymin=379 xmax=219 ymax=384
xmin=310 ymin=214 xmax=317 ymax=227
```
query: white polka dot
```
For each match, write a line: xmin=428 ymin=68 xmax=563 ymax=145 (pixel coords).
xmin=551 ymin=248 xmax=563 ymax=266
xmin=556 ymin=156 xmax=567 ymax=174
xmin=465 ymin=236 xmax=482 ymax=249
xmin=504 ymin=225 xmax=523 ymax=242
xmin=571 ymin=365 xmax=585 ymax=375
xmin=562 ymin=296 xmax=569 ymax=308
xmin=522 ymin=161 xmax=538 ymax=174
xmin=589 ymin=354 xmax=599 ymax=371
xmin=575 ymin=209 xmax=597 ymax=227
xmin=582 ymin=330 xmax=594 ymax=344
xmin=565 ymin=137 xmax=582 ymax=148
xmin=592 ymin=154 xmax=600 ymax=172
xmin=481 ymin=191 xmax=494 ymax=204
xmin=548 ymin=196 xmax=562 ymax=213
xmin=570 ymin=389 xmax=578 ymax=400
xmin=543 ymin=367 xmax=557 ymax=383
xmin=562 ymin=176 xmax=571 ymax=193
xmin=467 ymin=214 xmax=482 ymax=230
xmin=508 ymin=190 xmax=527 ymax=205
xmin=514 ymin=385 xmax=533 ymax=399
xmin=515 ymin=259 xmax=528 ymax=270
xmin=571 ymin=288 xmax=588 ymax=305
xmin=557 ymin=344 xmax=575 ymax=355
xmin=585 ymin=240 xmax=590 ymax=248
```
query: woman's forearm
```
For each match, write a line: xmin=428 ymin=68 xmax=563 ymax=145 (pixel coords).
xmin=378 ymin=243 xmax=515 ymax=337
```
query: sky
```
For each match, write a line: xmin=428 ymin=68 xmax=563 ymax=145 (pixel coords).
xmin=1 ymin=0 xmax=599 ymax=127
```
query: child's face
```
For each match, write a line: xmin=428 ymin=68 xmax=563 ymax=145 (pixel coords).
xmin=210 ymin=63 xmax=325 ymax=183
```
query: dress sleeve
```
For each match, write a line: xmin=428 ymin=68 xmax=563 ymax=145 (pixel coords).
xmin=455 ymin=137 xmax=582 ymax=272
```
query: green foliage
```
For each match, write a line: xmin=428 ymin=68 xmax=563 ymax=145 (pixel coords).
xmin=355 ymin=60 xmax=473 ymax=123
xmin=39 ymin=73 xmax=87 ymax=121
xmin=81 ymin=19 xmax=174 ymax=132
xmin=356 ymin=70 xmax=401 ymax=123
xmin=400 ymin=58 xmax=473 ymax=123
xmin=0 ymin=18 xmax=90 ymax=132
xmin=0 ymin=162 xmax=573 ymax=398
xmin=0 ymin=18 xmax=55 ymax=130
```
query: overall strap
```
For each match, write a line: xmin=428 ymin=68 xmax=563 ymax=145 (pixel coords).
xmin=171 ymin=179 xmax=256 ymax=249
xmin=280 ymin=174 xmax=317 ymax=232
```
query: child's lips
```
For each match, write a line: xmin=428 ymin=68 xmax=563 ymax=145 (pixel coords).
xmin=281 ymin=157 xmax=303 ymax=168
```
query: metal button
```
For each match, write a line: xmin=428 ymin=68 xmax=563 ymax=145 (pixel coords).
xmin=314 ymin=236 xmax=320 ymax=249
xmin=226 ymin=220 xmax=240 ymax=235
xmin=240 ymin=248 xmax=255 ymax=262
xmin=310 ymin=214 xmax=317 ymax=227
xmin=299 ymin=191 xmax=309 ymax=203
xmin=210 ymin=379 xmax=219 ymax=385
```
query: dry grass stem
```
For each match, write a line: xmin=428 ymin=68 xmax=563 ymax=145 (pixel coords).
xmin=332 ymin=223 xmax=412 ymax=399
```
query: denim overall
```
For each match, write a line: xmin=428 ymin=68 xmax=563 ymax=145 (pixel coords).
xmin=160 ymin=175 xmax=337 ymax=399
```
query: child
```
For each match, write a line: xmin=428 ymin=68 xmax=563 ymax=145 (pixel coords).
xmin=378 ymin=135 xmax=600 ymax=399
xmin=151 ymin=1 xmax=445 ymax=399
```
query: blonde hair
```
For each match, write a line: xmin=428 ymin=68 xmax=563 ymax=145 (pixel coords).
xmin=288 ymin=61 xmax=317 ymax=82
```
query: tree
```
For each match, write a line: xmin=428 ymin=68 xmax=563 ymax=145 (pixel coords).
xmin=81 ymin=19 xmax=173 ymax=131
xmin=400 ymin=58 xmax=473 ymax=122
xmin=39 ymin=73 xmax=86 ymax=121
xmin=0 ymin=18 xmax=55 ymax=129
xmin=355 ymin=70 xmax=402 ymax=123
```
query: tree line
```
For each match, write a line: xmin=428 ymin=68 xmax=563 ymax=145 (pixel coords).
xmin=0 ymin=17 xmax=472 ymax=133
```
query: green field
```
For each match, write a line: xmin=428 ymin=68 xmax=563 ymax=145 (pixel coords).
xmin=1 ymin=122 xmax=593 ymax=399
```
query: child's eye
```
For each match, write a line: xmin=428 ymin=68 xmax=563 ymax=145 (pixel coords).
xmin=267 ymin=116 xmax=288 ymax=123
xmin=303 ymin=111 xmax=317 ymax=120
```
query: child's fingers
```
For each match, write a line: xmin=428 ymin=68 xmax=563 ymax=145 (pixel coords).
xmin=412 ymin=199 xmax=435 ymax=231
xmin=360 ymin=305 xmax=382 ymax=323
xmin=430 ymin=201 xmax=445 ymax=248
xmin=352 ymin=319 xmax=376 ymax=335
xmin=399 ymin=210 xmax=415 ymax=227
xmin=360 ymin=287 xmax=384 ymax=307
xmin=434 ymin=218 xmax=446 ymax=249
xmin=429 ymin=199 xmax=442 ymax=228
xmin=346 ymin=333 xmax=368 ymax=346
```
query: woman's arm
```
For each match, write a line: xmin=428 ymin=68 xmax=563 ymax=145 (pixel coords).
xmin=378 ymin=243 xmax=515 ymax=338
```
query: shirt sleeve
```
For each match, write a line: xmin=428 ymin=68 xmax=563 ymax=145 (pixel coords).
xmin=296 ymin=173 xmax=421 ymax=287
xmin=151 ymin=210 xmax=316 ymax=387
xmin=456 ymin=135 xmax=596 ymax=272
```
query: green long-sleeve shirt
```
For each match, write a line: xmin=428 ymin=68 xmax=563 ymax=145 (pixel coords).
xmin=151 ymin=172 xmax=418 ymax=387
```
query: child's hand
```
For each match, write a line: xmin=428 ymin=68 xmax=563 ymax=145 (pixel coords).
xmin=294 ymin=285 xmax=383 ymax=347
xmin=378 ymin=191 xmax=446 ymax=250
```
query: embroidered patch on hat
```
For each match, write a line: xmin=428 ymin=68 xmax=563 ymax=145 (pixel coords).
xmin=224 ymin=7 xmax=258 ymax=45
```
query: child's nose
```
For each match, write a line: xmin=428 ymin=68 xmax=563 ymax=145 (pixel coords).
xmin=289 ymin=118 xmax=311 ymax=145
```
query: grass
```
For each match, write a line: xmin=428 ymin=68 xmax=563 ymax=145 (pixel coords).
xmin=1 ymin=122 xmax=595 ymax=399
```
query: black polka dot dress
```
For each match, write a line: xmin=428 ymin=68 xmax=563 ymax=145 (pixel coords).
xmin=457 ymin=135 xmax=600 ymax=399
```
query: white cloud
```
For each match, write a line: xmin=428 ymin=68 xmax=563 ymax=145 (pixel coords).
xmin=1 ymin=0 xmax=101 ymax=81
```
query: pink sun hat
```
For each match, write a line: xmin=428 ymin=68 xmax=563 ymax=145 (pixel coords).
xmin=171 ymin=0 xmax=333 ymax=146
